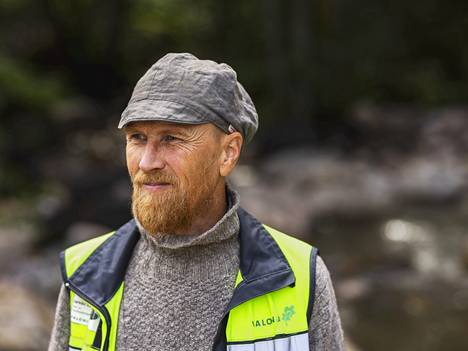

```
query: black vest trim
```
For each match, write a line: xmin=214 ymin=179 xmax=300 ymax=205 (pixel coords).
xmin=228 ymin=208 xmax=295 ymax=310
xmin=65 ymin=219 xmax=140 ymax=307
xmin=211 ymin=208 xmax=297 ymax=351
xmin=306 ymin=247 xmax=319 ymax=323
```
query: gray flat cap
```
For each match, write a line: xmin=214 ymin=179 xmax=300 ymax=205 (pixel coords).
xmin=119 ymin=53 xmax=258 ymax=143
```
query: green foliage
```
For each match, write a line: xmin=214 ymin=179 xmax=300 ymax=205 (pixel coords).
xmin=130 ymin=0 xmax=213 ymax=38
xmin=0 ymin=56 xmax=65 ymax=109
xmin=2 ymin=0 xmax=468 ymax=197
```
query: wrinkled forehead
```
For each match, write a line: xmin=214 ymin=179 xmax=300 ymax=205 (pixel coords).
xmin=123 ymin=120 xmax=224 ymax=138
xmin=125 ymin=120 xmax=201 ymax=131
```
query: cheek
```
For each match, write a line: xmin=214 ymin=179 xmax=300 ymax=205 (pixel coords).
xmin=165 ymin=151 xmax=208 ymax=185
xmin=164 ymin=152 xmax=189 ymax=183
xmin=126 ymin=145 xmax=142 ymax=177
xmin=192 ymin=149 xmax=221 ymax=180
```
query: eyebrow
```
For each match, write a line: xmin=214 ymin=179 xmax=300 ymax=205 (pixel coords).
xmin=123 ymin=125 xmax=140 ymax=133
xmin=123 ymin=124 xmax=196 ymax=137
xmin=161 ymin=125 xmax=197 ymax=136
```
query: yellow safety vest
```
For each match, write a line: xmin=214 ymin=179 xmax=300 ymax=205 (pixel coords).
xmin=61 ymin=208 xmax=319 ymax=351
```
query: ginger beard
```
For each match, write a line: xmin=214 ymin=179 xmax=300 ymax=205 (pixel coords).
xmin=131 ymin=165 xmax=218 ymax=235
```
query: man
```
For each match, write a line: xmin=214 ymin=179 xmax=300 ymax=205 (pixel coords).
xmin=49 ymin=53 xmax=344 ymax=351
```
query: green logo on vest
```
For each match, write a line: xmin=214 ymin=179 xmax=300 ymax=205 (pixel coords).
xmin=282 ymin=305 xmax=296 ymax=325
xmin=251 ymin=305 xmax=296 ymax=328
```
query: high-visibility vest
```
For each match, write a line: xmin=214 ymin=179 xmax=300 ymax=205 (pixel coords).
xmin=61 ymin=208 xmax=319 ymax=351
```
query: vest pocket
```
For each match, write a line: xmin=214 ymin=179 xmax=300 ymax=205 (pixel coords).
xmin=69 ymin=295 xmax=102 ymax=350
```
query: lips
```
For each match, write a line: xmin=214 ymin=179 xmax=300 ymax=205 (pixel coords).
xmin=141 ymin=182 xmax=171 ymax=191
xmin=144 ymin=182 xmax=170 ymax=186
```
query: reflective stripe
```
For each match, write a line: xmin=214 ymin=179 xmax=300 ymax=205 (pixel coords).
xmin=68 ymin=347 xmax=81 ymax=351
xmin=227 ymin=332 xmax=309 ymax=351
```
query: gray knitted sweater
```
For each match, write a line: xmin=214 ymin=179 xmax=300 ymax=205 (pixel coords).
xmin=48 ymin=189 xmax=344 ymax=350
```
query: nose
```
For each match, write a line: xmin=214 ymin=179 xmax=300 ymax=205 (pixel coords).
xmin=138 ymin=144 xmax=165 ymax=172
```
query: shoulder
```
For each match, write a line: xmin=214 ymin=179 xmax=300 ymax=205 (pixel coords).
xmin=262 ymin=224 xmax=319 ymax=279
xmin=60 ymin=231 xmax=115 ymax=280
xmin=65 ymin=231 xmax=115 ymax=254
xmin=308 ymin=255 xmax=345 ymax=349
xmin=313 ymin=255 xmax=337 ymax=300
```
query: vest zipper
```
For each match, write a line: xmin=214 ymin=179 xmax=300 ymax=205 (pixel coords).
xmin=65 ymin=281 xmax=112 ymax=351
xmin=211 ymin=280 xmax=248 ymax=351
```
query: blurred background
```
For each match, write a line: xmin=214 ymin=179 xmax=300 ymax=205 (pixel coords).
xmin=1 ymin=0 xmax=468 ymax=350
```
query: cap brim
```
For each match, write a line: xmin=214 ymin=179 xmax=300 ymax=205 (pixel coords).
xmin=118 ymin=99 xmax=209 ymax=129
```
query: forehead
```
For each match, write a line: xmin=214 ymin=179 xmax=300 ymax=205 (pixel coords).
xmin=124 ymin=121 xmax=209 ymax=134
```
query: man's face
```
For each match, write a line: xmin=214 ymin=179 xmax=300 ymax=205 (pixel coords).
xmin=125 ymin=121 xmax=225 ymax=235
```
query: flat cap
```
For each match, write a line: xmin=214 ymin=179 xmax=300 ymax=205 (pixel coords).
xmin=119 ymin=53 xmax=258 ymax=143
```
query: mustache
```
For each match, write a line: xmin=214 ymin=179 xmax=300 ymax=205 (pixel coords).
xmin=132 ymin=172 xmax=178 ymax=186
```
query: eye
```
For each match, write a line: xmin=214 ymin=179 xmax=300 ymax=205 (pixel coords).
xmin=161 ymin=135 xmax=180 ymax=142
xmin=127 ymin=133 xmax=146 ymax=142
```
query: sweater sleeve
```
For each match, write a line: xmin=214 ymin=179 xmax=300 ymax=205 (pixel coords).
xmin=48 ymin=284 xmax=70 ymax=351
xmin=308 ymin=255 xmax=345 ymax=350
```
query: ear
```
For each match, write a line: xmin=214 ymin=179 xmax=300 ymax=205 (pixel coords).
xmin=219 ymin=132 xmax=243 ymax=177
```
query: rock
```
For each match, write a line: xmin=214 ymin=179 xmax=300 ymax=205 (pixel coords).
xmin=351 ymin=102 xmax=424 ymax=130
xmin=350 ymin=102 xmax=425 ymax=153
xmin=337 ymin=277 xmax=372 ymax=302
xmin=0 ymin=281 xmax=54 ymax=350
xmin=395 ymin=156 xmax=466 ymax=203
xmin=0 ymin=224 xmax=35 ymax=274
xmin=462 ymin=237 xmax=468 ymax=272
xmin=419 ymin=108 xmax=468 ymax=157
xmin=9 ymin=249 xmax=62 ymax=300
xmin=234 ymin=150 xmax=398 ymax=237
xmin=235 ymin=140 xmax=468 ymax=239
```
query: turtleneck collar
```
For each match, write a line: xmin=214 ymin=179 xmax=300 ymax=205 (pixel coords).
xmin=135 ymin=184 xmax=240 ymax=250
